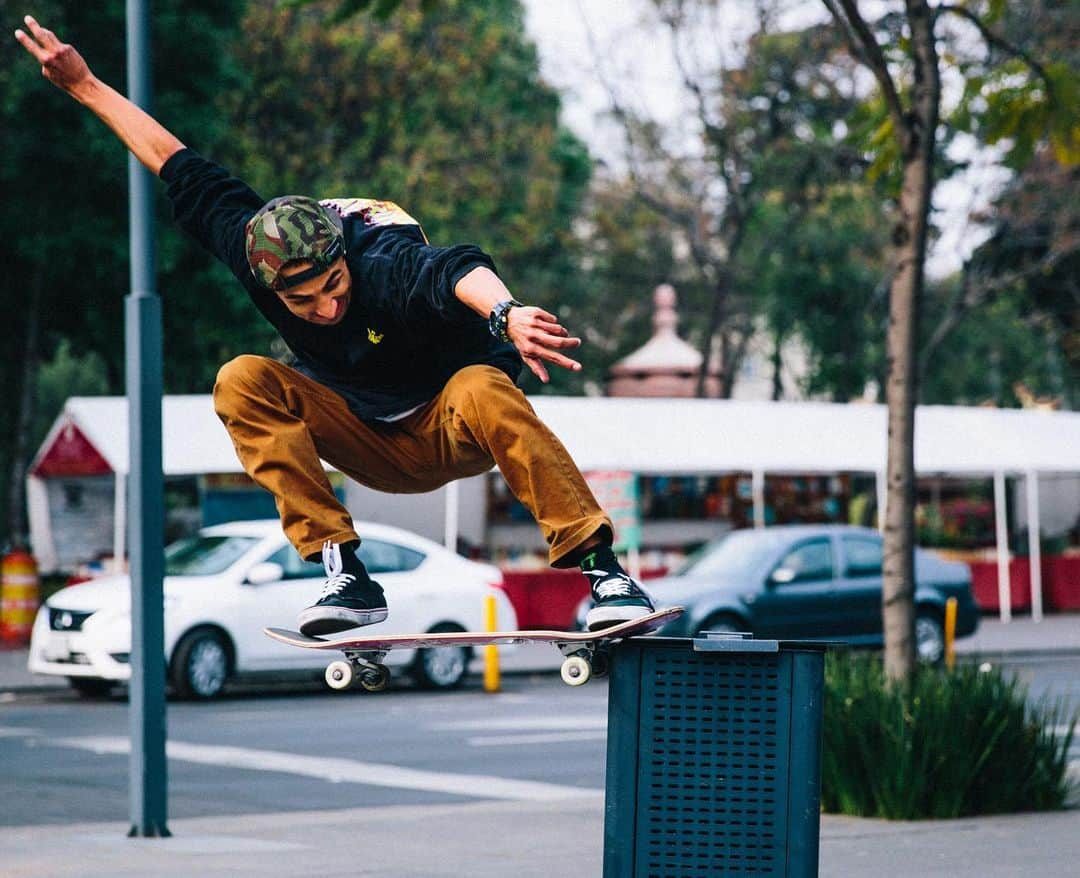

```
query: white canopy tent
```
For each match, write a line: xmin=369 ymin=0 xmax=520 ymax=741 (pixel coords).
xmin=29 ymin=395 xmax=1080 ymax=621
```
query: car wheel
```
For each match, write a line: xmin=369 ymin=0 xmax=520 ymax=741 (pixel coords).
xmin=170 ymin=628 xmax=231 ymax=699
xmin=411 ymin=623 xmax=470 ymax=690
xmin=916 ymin=609 xmax=945 ymax=665
xmin=68 ymin=677 xmax=114 ymax=698
xmin=696 ymin=613 xmax=748 ymax=637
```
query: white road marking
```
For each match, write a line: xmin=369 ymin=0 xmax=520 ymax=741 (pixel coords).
xmin=0 ymin=725 xmax=35 ymax=737
xmin=467 ymin=731 xmax=608 ymax=747
xmin=432 ymin=716 xmax=607 ymax=732
xmin=52 ymin=736 xmax=598 ymax=802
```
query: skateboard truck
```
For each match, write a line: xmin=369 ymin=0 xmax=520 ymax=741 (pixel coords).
xmin=333 ymin=650 xmax=391 ymax=692
xmin=555 ymin=642 xmax=611 ymax=686
xmin=326 ymin=649 xmax=391 ymax=692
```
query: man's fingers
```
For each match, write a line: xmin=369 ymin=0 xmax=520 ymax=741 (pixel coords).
xmin=13 ymin=28 xmax=47 ymax=62
xmin=551 ymin=333 xmax=582 ymax=348
xmin=23 ymin=15 xmax=60 ymax=49
xmin=524 ymin=356 xmax=550 ymax=384
xmin=530 ymin=347 xmax=581 ymax=373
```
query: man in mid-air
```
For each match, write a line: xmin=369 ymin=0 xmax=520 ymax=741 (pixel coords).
xmin=15 ymin=14 xmax=654 ymax=636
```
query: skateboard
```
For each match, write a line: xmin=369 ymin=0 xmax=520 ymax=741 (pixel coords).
xmin=264 ymin=606 xmax=684 ymax=692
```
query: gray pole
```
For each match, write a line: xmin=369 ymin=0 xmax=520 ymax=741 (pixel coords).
xmin=126 ymin=0 xmax=169 ymax=838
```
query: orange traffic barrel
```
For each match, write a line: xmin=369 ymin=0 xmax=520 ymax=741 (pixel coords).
xmin=1 ymin=549 xmax=40 ymax=645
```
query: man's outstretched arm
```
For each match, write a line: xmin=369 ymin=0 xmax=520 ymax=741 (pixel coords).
xmin=14 ymin=15 xmax=184 ymax=175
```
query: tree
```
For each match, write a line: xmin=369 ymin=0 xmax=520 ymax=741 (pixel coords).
xmin=747 ymin=183 xmax=891 ymax=401
xmin=0 ymin=0 xmax=251 ymax=549
xmin=822 ymin=0 xmax=1073 ymax=680
xmin=919 ymin=1 xmax=1078 ymax=403
xmin=586 ymin=2 xmax=869 ymax=396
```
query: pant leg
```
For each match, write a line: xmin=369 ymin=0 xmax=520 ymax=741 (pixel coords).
xmin=213 ymin=355 xmax=431 ymax=560
xmin=398 ymin=365 xmax=612 ymax=567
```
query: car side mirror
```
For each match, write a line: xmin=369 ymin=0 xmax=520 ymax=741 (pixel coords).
xmin=245 ymin=562 xmax=285 ymax=585
xmin=770 ymin=567 xmax=797 ymax=585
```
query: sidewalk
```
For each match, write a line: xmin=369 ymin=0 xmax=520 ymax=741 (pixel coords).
xmin=954 ymin=611 xmax=1080 ymax=659
xmin=2 ymin=612 xmax=1078 ymax=694
xmin=2 ymin=617 xmax=1077 ymax=877
xmin=0 ymin=796 xmax=1076 ymax=878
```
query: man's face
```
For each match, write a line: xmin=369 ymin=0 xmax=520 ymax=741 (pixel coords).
xmin=275 ymin=257 xmax=353 ymax=325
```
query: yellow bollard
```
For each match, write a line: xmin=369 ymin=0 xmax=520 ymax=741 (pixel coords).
xmin=944 ymin=597 xmax=958 ymax=670
xmin=483 ymin=593 xmax=501 ymax=693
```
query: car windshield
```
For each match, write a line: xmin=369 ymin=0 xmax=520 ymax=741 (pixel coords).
xmin=677 ymin=529 xmax=788 ymax=578
xmin=164 ymin=535 xmax=261 ymax=576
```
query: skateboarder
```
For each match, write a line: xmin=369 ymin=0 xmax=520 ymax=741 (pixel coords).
xmin=16 ymin=15 xmax=654 ymax=635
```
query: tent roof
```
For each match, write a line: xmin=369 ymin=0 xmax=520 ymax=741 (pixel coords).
xmin=29 ymin=394 xmax=1080 ymax=479
xmin=531 ymin=397 xmax=1080 ymax=475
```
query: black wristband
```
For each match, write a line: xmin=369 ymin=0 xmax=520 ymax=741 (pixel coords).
xmin=488 ymin=298 xmax=524 ymax=343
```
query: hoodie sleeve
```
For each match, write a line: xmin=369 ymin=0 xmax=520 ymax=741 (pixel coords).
xmin=355 ymin=230 xmax=499 ymax=329
xmin=159 ymin=148 xmax=264 ymax=286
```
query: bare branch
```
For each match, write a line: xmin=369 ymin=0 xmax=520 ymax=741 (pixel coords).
xmin=919 ymin=244 xmax=1076 ymax=373
xmin=829 ymin=0 xmax=907 ymax=142
xmin=936 ymin=3 xmax=1057 ymax=104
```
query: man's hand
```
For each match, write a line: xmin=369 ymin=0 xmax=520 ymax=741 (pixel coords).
xmin=453 ymin=267 xmax=584 ymax=384
xmin=12 ymin=14 xmax=184 ymax=174
xmin=14 ymin=16 xmax=93 ymax=95
xmin=506 ymin=306 xmax=582 ymax=384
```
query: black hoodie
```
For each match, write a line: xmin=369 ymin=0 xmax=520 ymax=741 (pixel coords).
xmin=160 ymin=148 xmax=522 ymax=421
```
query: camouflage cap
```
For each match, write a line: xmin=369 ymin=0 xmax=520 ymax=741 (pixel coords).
xmin=244 ymin=196 xmax=346 ymax=291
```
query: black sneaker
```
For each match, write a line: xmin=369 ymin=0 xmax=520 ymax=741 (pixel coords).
xmin=298 ymin=541 xmax=388 ymax=637
xmin=581 ymin=548 xmax=655 ymax=631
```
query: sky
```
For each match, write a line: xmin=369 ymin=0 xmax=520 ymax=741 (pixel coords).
xmin=520 ymin=0 xmax=1008 ymax=280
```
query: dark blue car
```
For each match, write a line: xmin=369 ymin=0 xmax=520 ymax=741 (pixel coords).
xmin=584 ymin=525 xmax=979 ymax=662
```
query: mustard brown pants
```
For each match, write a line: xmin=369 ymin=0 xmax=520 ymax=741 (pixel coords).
xmin=212 ymin=356 xmax=612 ymax=565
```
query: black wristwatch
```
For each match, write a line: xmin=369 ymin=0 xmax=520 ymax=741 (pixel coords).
xmin=488 ymin=298 xmax=524 ymax=343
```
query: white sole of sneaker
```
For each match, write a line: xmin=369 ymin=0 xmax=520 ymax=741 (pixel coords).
xmin=297 ymin=606 xmax=389 ymax=637
xmin=585 ymin=604 xmax=653 ymax=631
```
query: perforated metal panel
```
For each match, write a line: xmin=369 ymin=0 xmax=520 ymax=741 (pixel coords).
xmin=604 ymin=638 xmax=824 ymax=878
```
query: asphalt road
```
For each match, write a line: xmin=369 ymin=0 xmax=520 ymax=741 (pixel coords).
xmin=1 ymin=657 xmax=1076 ymax=830
xmin=0 ymin=673 xmax=609 ymax=827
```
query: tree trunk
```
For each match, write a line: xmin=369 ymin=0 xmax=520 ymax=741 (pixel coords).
xmin=771 ymin=328 xmax=784 ymax=401
xmin=881 ymin=0 xmax=940 ymax=683
xmin=696 ymin=268 xmax=728 ymax=398
xmin=6 ymin=270 xmax=44 ymax=550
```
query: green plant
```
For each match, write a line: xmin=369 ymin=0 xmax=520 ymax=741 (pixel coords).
xmin=821 ymin=650 xmax=1076 ymax=819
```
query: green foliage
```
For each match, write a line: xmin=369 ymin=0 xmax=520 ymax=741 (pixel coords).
xmin=921 ymin=279 xmax=1074 ymax=407
xmin=946 ymin=0 xmax=1080 ymax=171
xmin=0 ymin=0 xmax=253 ymax=543
xmin=956 ymin=59 xmax=1080 ymax=168
xmin=822 ymin=650 xmax=1076 ymax=819
xmin=574 ymin=179 xmax=695 ymax=391
xmin=745 ymin=184 xmax=890 ymax=401
xmin=33 ymin=341 xmax=110 ymax=446
xmin=282 ymin=0 xmax=439 ymax=24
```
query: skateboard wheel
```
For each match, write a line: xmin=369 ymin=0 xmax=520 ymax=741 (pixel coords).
xmin=325 ymin=660 xmax=354 ymax=691
xmin=591 ymin=652 xmax=610 ymax=678
xmin=359 ymin=664 xmax=390 ymax=693
xmin=560 ymin=655 xmax=591 ymax=686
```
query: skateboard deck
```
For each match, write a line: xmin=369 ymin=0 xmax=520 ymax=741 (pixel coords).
xmin=265 ymin=605 xmax=683 ymax=691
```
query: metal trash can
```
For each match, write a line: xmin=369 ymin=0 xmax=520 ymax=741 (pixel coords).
xmin=603 ymin=633 xmax=827 ymax=877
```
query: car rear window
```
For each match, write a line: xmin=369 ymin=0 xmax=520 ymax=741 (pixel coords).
xmin=843 ymin=536 xmax=883 ymax=577
xmin=774 ymin=539 xmax=834 ymax=583
xmin=679 ymin=529 xmax=787 ymax=578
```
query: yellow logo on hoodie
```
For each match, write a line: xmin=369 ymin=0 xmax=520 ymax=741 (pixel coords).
xmin=367 ymin=328 xmax=384 ymax=345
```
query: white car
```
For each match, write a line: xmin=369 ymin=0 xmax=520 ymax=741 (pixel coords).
xmin=28 ymin=519 xmax=516 ymax=698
